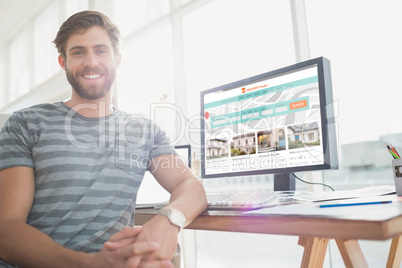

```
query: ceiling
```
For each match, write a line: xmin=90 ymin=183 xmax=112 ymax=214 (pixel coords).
xmin=0 ymin=0 xmax=47 ymax=41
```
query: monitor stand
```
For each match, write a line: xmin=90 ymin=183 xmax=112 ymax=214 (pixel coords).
xmin=273 ymin=173 xmax=295 ymax=191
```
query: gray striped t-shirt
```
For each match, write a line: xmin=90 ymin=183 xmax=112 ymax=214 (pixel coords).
xmin=0 ymin=102 xmax=175 ymax=262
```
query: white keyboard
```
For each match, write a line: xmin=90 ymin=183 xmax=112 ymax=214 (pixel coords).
xmin=151 ymin=190 xmax=279 ymax=211
xmin=206 ymin=190 xmax=279 ymax=210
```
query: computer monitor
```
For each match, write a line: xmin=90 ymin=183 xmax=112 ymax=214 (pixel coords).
xmin=200 ymin=57 xmax=338 ymax=191
xmin=136 ymin=145 xmax=191 ymax=205
xmin=174 ymin=145 xmax=191 ymax=168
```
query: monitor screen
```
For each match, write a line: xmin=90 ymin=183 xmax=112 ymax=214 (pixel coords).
xmin=200 ymin=57 xmax=338 ymax=189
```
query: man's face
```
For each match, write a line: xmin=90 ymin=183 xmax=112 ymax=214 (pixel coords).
xmin=58 ymin=25 xmax=121 ymax=100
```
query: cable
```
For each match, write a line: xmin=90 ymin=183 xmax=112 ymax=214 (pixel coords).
xmin=292 ymin=173 xmax=335 ymax=191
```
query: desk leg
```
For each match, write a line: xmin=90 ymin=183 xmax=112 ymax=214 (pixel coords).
xmin=298 ymin=236 xmax=329 ymax=268
xmin=335 ymin=239 xmax=368 ymax=268
xmin=386 ymin=234 xmax=402 ymax=268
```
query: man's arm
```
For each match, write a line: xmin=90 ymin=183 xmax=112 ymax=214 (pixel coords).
xmin=134 ymin=154 xmax=207 ymax=260
xmin=0 ymin=166 xmax=90 ymax=267
xmin=150 ymin=154 xmax=207 ymax=225
xmin=0 ymin=167 xmax=163 ymax=268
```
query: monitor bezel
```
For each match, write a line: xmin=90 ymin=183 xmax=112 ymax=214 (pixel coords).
xmin=174 ymin=144 xmax=192 ymax=168
xmin=200 ymin=57 xmax=338 ymax=179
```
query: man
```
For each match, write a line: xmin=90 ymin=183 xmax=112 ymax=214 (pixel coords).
xmin=0 ymin=10 xmax=207 ymax=268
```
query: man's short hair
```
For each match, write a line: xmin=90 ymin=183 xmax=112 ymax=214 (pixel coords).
xmin=53 ymin=10 xmax=121 ymax=58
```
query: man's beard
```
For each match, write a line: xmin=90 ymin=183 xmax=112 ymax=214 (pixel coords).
xmin=65 ymin=65 xmax=116 ymax=100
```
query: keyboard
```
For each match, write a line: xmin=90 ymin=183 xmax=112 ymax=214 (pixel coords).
xmin=151 ymin=190 xmax=279 ymax=211
xmin=206 ymin=190 xmax=279 ymax=210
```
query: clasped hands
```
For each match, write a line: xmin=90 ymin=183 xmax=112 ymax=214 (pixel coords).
xmin=96 ymin=217 xmax=179 ymax=268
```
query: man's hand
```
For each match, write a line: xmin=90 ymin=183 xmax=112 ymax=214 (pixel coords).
xmin=126 ymin=154 xmax=207 ymax=267
xmin=134 ymin=215 xmax=179 ymax=259
xmin=95 ymin=226 xmax=173 ymax=268
xmin=130 ymin=154 xmax=207 ymax=266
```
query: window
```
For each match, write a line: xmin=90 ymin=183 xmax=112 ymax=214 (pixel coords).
xmin=65 ymin=0 xmax=89 ymax=19
xmin=308 ymin=132 xmax=314 ymax=141
xmin=183 ymin=0 xmax=295 ymax=121
xmin=114 ymin=0 xmax=170 ymax=37
xmin=33 ymin=2 xmax=59 ymax=87
xmin=9 ymin=28 xmax=29 ymax=102
xmin=305 ymin=0 xmax=399 ymax=191
xmin=305 ymin=0 xmax=402 ymax=144
xmin=0 ymin=49 xmax=5 ymax=107
xmin=279 ymin=130 xmax=284 ymax=140
xmin=117 ymin=26 xmax=176 ymax=139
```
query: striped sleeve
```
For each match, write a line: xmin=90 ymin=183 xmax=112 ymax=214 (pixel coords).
xmin=0 ymin=113 xmax=34 ymax=170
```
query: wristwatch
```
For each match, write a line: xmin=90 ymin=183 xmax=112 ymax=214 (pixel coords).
xmin=158 ymin=208 xmax=186 ymax=230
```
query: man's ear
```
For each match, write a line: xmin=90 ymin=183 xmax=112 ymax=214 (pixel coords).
xmin=58 ymin=55 xmax=66 ymax=71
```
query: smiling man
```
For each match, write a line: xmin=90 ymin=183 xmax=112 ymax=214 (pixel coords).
xmin=0 ymin=11 xmax=207 ymax=268
xmin=61 ymin=25 xmax=119 ymax=102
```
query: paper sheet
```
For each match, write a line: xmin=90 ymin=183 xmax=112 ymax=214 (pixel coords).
xmin=245 ymin=191 xmax=398 ymax=218
xmin=284 ymin=185 xmax=395 ymax=202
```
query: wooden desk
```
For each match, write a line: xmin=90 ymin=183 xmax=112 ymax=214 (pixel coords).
xmin=135 ymin=197 xmax=402 ymax=268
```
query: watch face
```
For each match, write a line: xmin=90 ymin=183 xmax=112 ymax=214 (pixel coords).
xmin=171 ymin=211 xmax=185 ymax=227
xmin=159 ymin=208 xmax=186 ymax=228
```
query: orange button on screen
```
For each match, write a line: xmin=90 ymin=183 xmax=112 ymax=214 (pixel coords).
xmin=290 ymin=99 xmax=308 ymax=110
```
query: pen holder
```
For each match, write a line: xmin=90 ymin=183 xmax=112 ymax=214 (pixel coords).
xmin=392 ymin=159 xmax=402 ymax=195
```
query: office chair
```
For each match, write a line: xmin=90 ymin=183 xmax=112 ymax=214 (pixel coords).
xmin=0 ymin=114 xmax=11 ymax=129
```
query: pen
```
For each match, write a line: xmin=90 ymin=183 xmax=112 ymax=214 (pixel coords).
xmin=319 ymin=200 xmax=392 ymax=208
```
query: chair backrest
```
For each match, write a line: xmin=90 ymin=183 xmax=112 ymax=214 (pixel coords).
xmin=0 ymin=114 xmax=11 ymax=129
